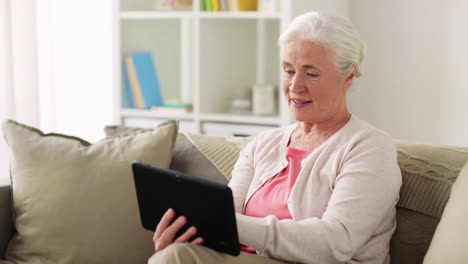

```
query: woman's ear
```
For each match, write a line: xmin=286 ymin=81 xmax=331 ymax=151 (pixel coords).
xmin=344 ymin=65 xmax=357 ymax=89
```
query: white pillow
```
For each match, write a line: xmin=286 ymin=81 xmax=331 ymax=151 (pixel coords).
xmin=424 ymin=161 xmax=468 ymax=263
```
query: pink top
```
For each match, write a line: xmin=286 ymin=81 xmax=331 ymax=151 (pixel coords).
xmin=241 ymin=147 xmax=312 ymax=253
xmin=245 ymin=147 xmax=313 ymax=219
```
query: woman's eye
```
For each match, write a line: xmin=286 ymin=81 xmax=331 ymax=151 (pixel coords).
xmin=306 ymin=73 xmax=319 ymax=78
xmin=283 ymin=69 xmax=295 ymax=76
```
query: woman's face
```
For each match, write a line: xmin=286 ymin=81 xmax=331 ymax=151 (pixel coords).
xmin=281 ymin=39 xmax=354 ymax=124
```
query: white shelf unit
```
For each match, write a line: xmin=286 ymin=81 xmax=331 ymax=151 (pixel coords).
xmin=114 ymin=0 xmax=349 ymax=136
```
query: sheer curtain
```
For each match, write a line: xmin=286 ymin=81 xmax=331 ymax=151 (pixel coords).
xmin=0 ymin=0 xmax=39 ymax=185
xmin=1 ymin=0 xmax=115 ymax=184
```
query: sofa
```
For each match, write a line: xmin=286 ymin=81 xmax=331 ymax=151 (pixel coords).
xmin=0 ymin=119 xmax=468 ymax=264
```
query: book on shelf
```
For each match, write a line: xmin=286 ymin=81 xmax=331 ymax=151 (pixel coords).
xmin=219 ymin=0 xmax=227 ymax=11
xmin=122 ymin=60 xmax=135 ymax=108
xmin=125 ymin=55 xmax=145 ymax=108
xmin=154 ymin=0 xmax=193 ymax=11
xmin=212 ymin=0 xmax=220 ymax=11
xmin=227 ymin=0 xmax=237 ymax=11
xmin=204 ymin=0 xmax=213 ymax=11
xmin=124 ymin=51 xmax=164 ymax=109
xmin=237 ymin=0 xmax=257 ymax=11
xmin=201 ymin=0 xmax=270 ymax=12
xmin=151 ymin=102 xmax=193 ymax=114
xmin=201 ymin=0 xmax=261 ymax=12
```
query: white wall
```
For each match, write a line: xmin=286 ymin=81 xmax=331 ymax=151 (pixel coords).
xmin=349 ymin=0 xmax=468 ymax=146
xmin=290 ymin=0 xmax=350 ymax=19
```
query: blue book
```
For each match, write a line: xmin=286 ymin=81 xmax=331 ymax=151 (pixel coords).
xmin=122 ymin=59 xmax=135 ymax=108
xmin=130 ymin=51 xmax=164 ymax=108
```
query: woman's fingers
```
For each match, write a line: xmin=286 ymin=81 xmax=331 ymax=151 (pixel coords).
xmin=153 ymin=208 xmax=175 ymax=243
xmin=174 ymin=226 xmax=198 ymax=243
xmin=190 ymin=237 xmax=204 ymax=245
xmin=153 ymin=209 xmax=203 ymax=252
xmin=155 ymin=215 xmax=187 ymax=251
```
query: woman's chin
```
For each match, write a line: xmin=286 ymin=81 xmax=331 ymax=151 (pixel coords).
xmin=291 ymin=112 xmax=312 ymax=122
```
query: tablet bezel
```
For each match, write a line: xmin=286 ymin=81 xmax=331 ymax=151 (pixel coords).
xmin=131 ymin=161 xmax=240 ymax=256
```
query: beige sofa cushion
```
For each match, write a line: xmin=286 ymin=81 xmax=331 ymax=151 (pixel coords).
xmin=396 ymin=142 xmax=468 ymax=218
xmin=423 ymin=162 xmax=468 ymax=263
xmin=2 ymin=120 xmax=178 ymax=264
xmin=390 ymin=142 xmax=468 ymax=264
xmin=183 ymin=133 xmax=251 ymax=180
xmin=104 ymin=126 xmax=229 ymax=184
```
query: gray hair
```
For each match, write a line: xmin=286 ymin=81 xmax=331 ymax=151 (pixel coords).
xmin=279 ymin=12 xmax=366 ymax=78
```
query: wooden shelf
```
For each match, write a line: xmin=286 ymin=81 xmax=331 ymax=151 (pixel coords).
xmin=121 ymin=11 xmax=281 ymax=20
xmin=116 ymin=1 xmax=351 ymax=135
xmin=120 ymin=109 xmax=280 ymax=126
xmin=120 ymin=108 xmax=195 ymax=121
xmin=199 ymin=113 xmax=280 ymax=126
xmin=198 ymin=11 xmax=281 ymax=19
xmin=120 ymin=11 xmax=193 ymax=19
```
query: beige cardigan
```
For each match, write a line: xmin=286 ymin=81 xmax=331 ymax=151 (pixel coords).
xmin=228 ymin=116 xmax=402 ymax=264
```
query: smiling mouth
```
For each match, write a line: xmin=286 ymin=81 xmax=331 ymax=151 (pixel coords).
xmin=292 ymin=99 xmax=312 ymax=104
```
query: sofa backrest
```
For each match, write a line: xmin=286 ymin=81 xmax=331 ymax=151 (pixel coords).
xmin=180 ymin=133 xmax=468 ymax=264
xmin=0 ymin=185 xmax=13 ymax=259
xmin=2 ymin=133 xmax=468 ymax=263
xmin=390 ymin=142 xmax=468 ymax=264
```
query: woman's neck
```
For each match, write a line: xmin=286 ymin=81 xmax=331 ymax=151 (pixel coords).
xmin=289 ymin=112 xmax=352 ymax=150
xmin=299 ymin=111 xmax=352 ymax=132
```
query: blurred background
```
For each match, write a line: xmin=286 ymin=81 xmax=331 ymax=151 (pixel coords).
xmin=1 ymin=0 xmax=467 ymax=184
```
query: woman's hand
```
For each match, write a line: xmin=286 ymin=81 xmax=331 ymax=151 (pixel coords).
xmin=153 ymin=208 xmax=204 ymax=252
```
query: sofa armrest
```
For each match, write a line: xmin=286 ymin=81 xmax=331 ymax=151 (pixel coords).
xmin=0 ymin=185 xmax=13 ymax=259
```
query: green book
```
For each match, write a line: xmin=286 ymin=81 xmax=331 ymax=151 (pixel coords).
xmin=205 ymin=0 xmax=213 ymax=11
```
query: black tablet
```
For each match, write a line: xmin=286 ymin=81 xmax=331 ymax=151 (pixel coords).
xmin=131 ymin=161 xmax=240 ymax=256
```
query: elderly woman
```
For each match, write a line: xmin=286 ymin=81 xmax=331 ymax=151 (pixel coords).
xmin=149 ymin=11 xmax=402 ymax=264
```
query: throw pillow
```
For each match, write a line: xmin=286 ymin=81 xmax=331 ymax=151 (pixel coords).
xmin=104 ymin=126 xmax=229 ymax=184
xmin=183 ymin=133 xmax=251 ymax=180
xmin=396 ymin=142 xmax=468 ymax=218
xmin=2 ymin=119 xmax=178 ymax=264
xmin=423 ymin=161 xmax=468 ymax=263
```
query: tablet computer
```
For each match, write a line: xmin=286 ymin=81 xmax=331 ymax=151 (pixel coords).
xmin=131 ymin=161 xmax=240 ymax=256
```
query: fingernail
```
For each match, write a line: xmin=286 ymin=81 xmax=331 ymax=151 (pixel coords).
xmin=177 ymin=216 xmax=186 ymax=223
xmin=187 ymin=226 xmax=195 ymax=233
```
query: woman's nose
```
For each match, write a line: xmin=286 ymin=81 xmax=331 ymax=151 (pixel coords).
xmin=289 ymin=74 xmax=305 ymax=93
